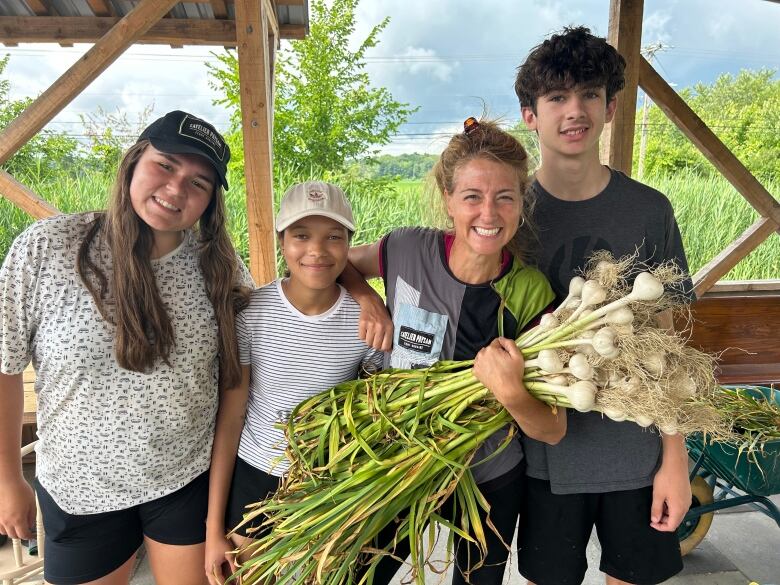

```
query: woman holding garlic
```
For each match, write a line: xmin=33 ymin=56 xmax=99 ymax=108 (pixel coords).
xmin=345 ymin=117 xmax=565 ymax=585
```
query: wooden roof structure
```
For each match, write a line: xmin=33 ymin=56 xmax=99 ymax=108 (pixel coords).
xmin=2 ymin=0 xmax=779 ymax=418
xmin=604 ymin=0 xmax=779 ymax=298
xmin=0 ymin=0 xmax=777 ymax=291
xmin=0 ymin=0 xmax=309 ymax=283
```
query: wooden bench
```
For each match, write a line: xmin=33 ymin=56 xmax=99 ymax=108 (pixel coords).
xmin=677 ymin=284 xmax=780 ymax=386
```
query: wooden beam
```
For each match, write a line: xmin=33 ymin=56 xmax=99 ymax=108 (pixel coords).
xmin=85 ymin=0 xmax=114 ymax=17
xmin=0 ymin=16 xmax=237 ymax=45
xmin=25 ymin=0 xmax=49 ymax=15
xmin=0 ymin=0 xmax=178 ymax=167
xmin=210 ymin=0 xmax=229 ymax=18
xmin=195 ymin=0 xmax=291 ymax=6
xmin=235 ymin=0 xmax=276 ymax=284
xmin=279 ymin=23 xmax=306 ymax=40
xmin=639 ymin=57 xmax=780 ymax=229
xmin=0 ymin=17 xmax=306 ymax=44
xmin=601 ymin=0 xmax=643 ymax=175
xmin=708 ymin=280 xmax=780 ymax=294
xmin=0 ymin=171 xmax=59 ymax=219
xmin=692 ymin=217 xmax=779 ymax=297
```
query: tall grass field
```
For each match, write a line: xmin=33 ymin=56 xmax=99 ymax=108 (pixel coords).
xmin=0 ymin=169 xmax=777 ymax=281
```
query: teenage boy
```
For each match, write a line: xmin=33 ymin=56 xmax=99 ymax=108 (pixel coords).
xmin=512 ymin=26 xmax=692 ymax=585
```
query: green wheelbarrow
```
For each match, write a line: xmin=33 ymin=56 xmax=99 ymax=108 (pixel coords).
xmin=677 ymin=385 xmax=780 ymax=555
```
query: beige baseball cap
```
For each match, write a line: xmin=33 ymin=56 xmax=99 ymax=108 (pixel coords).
xmin=276 ymin=181 xmax=356 ymax=232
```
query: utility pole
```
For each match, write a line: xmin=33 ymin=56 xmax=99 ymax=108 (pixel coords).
xmin=637 ymin=42 xmax=669 ymax=180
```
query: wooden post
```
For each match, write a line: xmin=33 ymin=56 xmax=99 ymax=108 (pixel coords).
xmin=235 ymin=0 xmax=277 ymax=284
xmin=601 ymin=0 xmax=643 ymax=175
xmin=0 ymin=0 xmax=178 ymax=167
xmin=262 ymin=0 xmax=280 ymax=41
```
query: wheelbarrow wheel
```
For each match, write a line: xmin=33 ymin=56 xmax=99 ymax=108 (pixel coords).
xmin=678 ymin=476 xmax=714 ymax=556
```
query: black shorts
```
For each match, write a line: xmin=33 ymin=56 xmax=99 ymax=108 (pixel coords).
xmin=517 ymin=477 xmax=683 ymax=585
xmin=35 ymin=470 xmax=209 ymax=585
xmin=225 ymin=457 xmax=281 ymax=538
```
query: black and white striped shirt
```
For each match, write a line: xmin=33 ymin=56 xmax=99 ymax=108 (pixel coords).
xmin=236 ymin=280 xmax=383 ymax=475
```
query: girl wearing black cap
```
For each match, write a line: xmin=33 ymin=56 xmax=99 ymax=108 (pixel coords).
xmin=0 ymin=111 xmax=251 ymax=585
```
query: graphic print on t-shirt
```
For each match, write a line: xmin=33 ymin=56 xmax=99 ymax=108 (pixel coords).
xmin=544 ymin=235 xmax=613 ymax=299
xmin=398 ymin=325 xmax=435 ymax=353
xmin=389 ymin=277 xmax=448 ymax=369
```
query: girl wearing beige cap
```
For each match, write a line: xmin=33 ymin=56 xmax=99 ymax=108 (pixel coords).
xmin=204 ymin=181 xmax=383 ymax=584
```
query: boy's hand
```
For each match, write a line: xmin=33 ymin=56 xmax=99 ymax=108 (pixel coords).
xmin=650 ymin=433 xmax=691 ymax=532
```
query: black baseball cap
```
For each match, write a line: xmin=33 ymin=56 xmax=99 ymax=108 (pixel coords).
xmin=138 ymin=110 xmax=231 ymax=190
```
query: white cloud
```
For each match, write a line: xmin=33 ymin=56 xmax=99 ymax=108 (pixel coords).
xmin=393 ymin=47 xmax=456 ymax=82
xmin=642 ymin=10 xmax=672 ymax=45
xmin=2 ymin=0 xmax=778 ymax=155
xmin=707 ymin=14 xmax=735 ymax=38
xmin=4 ymin=44 xmax=228 ymax=137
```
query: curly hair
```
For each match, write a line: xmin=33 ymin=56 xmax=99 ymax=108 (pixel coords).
xmin=430 ymin=118 xmax=537 ymax=265
xmin=514 ymin=26 xmax=626 ymax=111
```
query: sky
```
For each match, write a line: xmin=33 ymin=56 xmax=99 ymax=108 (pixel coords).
xmin=3 ymin=0 xmax=779 ymax=155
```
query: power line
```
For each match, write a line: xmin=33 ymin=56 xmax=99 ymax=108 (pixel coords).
xmin=31 ymin=121 xmax=780 ymax=141
xmin=4 ymin=45 xmax=779 ymax=63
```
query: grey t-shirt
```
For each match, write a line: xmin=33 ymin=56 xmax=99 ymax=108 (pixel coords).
xmin=523 ymin=168 xmax=693 ymax=494
xmin=382 ymin=227 xmax=554 ymax=485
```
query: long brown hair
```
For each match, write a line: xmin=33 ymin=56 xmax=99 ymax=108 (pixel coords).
xmin=431 ymin=118 xmax=536 ymax=265
xmin=77 ymin=140 xmax=249 ymax=388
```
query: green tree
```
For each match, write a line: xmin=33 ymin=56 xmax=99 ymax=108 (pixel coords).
xmin=0 ymin=55 xmax=79 ymax=181
xmin=635 ymin=69 xmax=780 ymax=182
xmin=356 ymin=153 xmax=439 ymax=180
xmin=79 ymin=104 xmax=154 ymax=174
xmin=208 ymin=0 xmax=417 ymax=176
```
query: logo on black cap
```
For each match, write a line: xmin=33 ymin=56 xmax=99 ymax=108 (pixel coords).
xmin=138 ymin=110 xmax=231 ymax=190
xmin=178 ymin=115 xmax=227 ymax=162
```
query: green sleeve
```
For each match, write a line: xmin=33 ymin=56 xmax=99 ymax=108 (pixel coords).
xmin=492 ymin=258 xmax=555 ymax=332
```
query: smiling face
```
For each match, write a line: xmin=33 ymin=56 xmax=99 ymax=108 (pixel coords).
xmin=522 ymin=85 xmax=617 ymax=160
xmin=445 ymin=157 xmax=522 ymax=262
xmin=129 ymin=145 xmax=216 ymax=252
xmin=280 ymin=215 xmax=350 ymax=296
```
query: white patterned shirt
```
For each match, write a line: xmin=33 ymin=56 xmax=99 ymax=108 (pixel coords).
xmin=236 ymin=280 xmax=383 ymax=475
xmin=0 ymin=213 xmax=252 ymax=514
